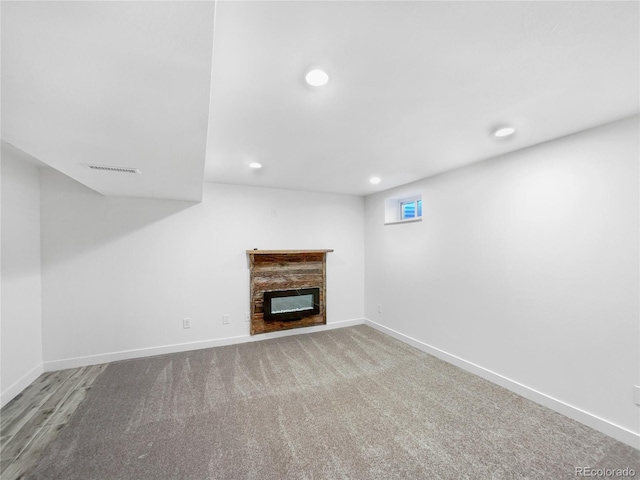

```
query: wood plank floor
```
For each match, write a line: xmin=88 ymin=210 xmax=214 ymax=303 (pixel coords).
xmin=0 ymin=364 xmax=108 ymax=480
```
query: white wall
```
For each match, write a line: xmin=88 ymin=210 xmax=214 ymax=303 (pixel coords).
xmin=1 ymin=146 xmax=44 ymax=407
xmin=40 ymin=174 xmax=364 ymax=368
xmin=364 ymin=116 xmax=640 ymax=447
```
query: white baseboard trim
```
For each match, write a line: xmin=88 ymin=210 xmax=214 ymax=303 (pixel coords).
xmin=1 ymin=363 xmax=44 ymax=408
xmin=43 ymin=318 xmax=366 ymax=372
xmin=364 ymin=319 xmax=640 ymax=450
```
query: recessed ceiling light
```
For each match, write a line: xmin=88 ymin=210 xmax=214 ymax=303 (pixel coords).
xmin=249 ymin=162 xmax=262 ymax=169
xmin=305 ymin=69 xmax=329 ymax=87
xmin=369 ymin=176 xmax=381 ymax=185
xmin=493 ymin=127 xmax=516 ymax=138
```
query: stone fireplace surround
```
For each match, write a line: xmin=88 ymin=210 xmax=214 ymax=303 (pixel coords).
xmin=247 ymin=250 xmax=333 ymax=335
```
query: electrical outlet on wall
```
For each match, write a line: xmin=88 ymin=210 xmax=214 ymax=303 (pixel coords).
xmin=222 ymin=314 xmax=230 ymax=325
xmin=377 ymin=304 xmax=382 ymax=313
xmin=183 ymin=318 xmax=191 ymax=329
xmin=634 ymin=385 xmax=640 ymax=406
xmin=245 ymin=312 xmax=250 ymax=322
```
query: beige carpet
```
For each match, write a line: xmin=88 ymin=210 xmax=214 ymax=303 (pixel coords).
xmin=26 ymin=325 xmax=639 ymax=479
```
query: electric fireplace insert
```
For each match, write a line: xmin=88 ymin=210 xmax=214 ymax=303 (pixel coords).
xmin=263 ymin=288 xmax=320 ymax=322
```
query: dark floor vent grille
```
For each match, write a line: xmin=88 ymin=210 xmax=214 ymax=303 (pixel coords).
xmin=87 ymin=164 xmax=141 ymax=174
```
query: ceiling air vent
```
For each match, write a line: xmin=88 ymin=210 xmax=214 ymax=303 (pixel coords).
xmin=86 ymin=164 xmax=141 ymax=174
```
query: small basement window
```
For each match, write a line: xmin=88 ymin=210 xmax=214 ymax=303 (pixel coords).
xmin=401 ymin=199 xmax=422 ymax=220
xmin=385 ymin=193 xmax=422 ymax=225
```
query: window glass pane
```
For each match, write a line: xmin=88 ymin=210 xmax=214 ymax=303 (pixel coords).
xmin=417 ymin=199 xmax=422 ymax=217
xmin=401 ymin=202 xmax=416 ymax=219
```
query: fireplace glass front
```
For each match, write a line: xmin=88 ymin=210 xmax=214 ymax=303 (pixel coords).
xmin=263 ymin=288 xmax=320 ymax=322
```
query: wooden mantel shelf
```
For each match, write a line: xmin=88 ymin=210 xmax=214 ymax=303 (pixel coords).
xmin=247 ymin=249 xmax=334 ymax=255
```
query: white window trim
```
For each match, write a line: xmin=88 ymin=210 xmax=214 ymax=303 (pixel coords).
xmin=384 ymin=217 xmax=422 ymax=226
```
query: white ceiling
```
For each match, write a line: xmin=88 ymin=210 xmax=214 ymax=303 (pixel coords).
xmin=2 ymin=1 xmax=215 ymax=201
xmin=2 ymin=1 xmax=638 ymax=200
